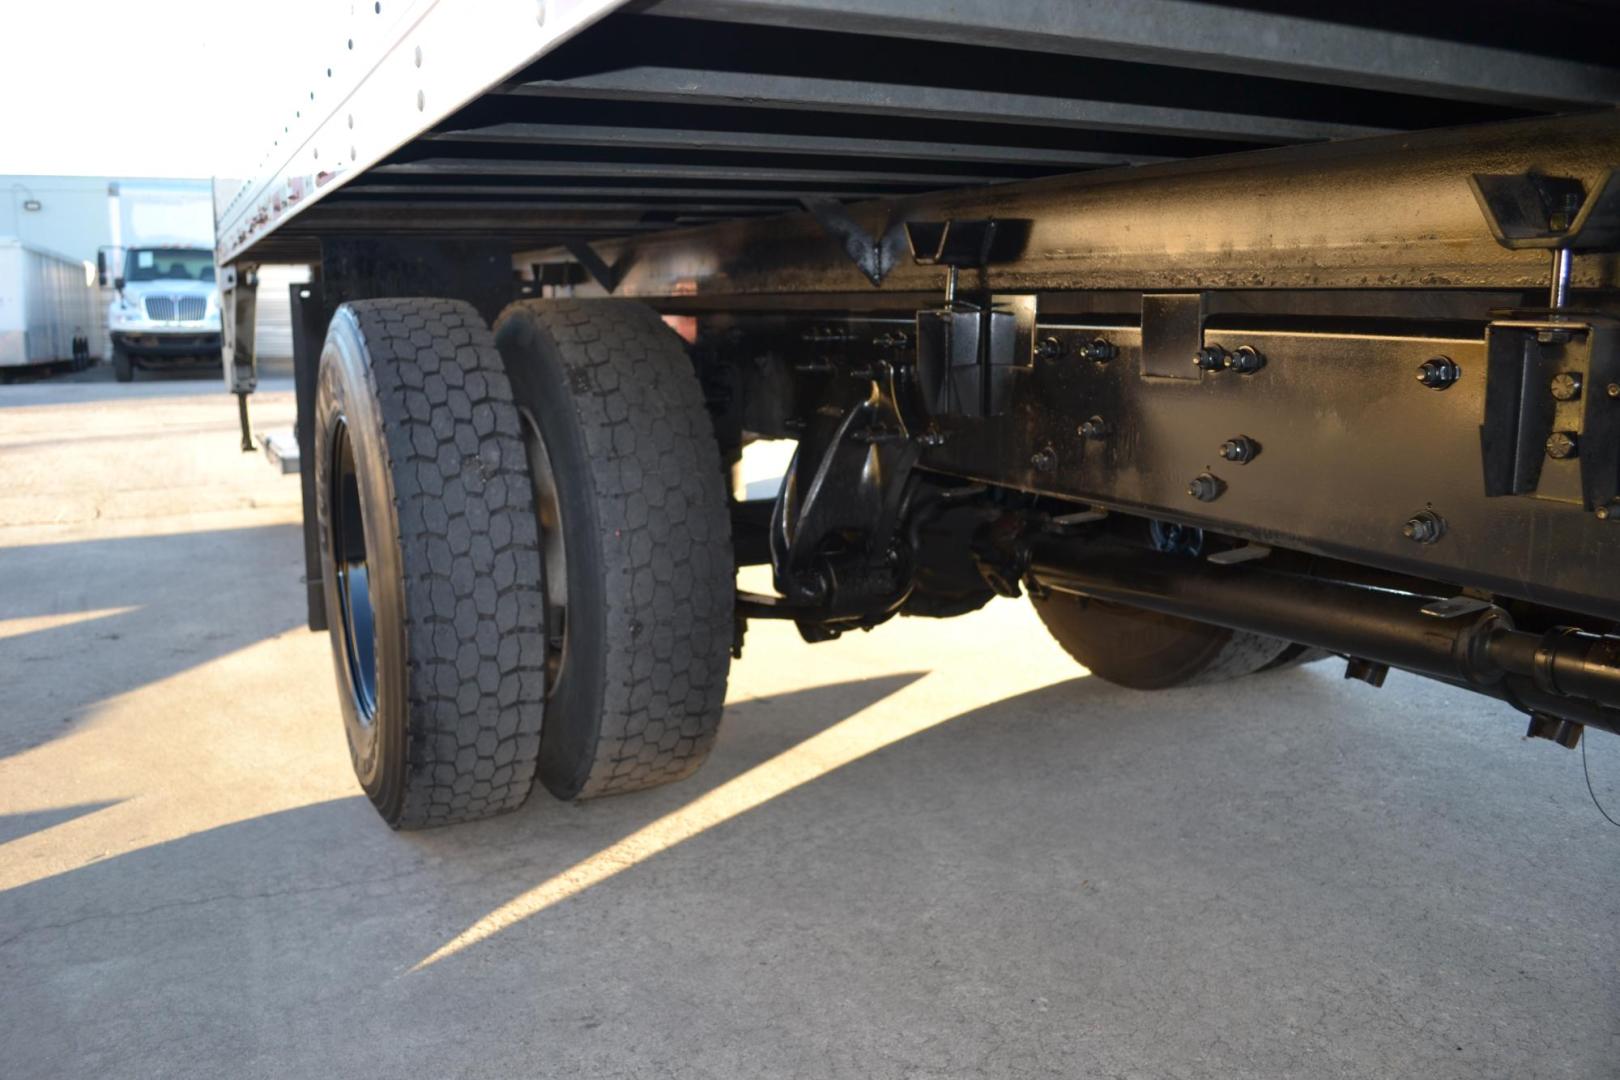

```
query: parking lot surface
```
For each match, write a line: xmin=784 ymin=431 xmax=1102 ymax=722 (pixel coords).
xmin=1 ymin=371 xmax=1617 ymax=1079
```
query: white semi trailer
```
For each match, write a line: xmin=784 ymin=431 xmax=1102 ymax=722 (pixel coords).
xmin=0 ymin=239 xmax=96 ymax=375
xmin=218 ymin=0 xmax=1620 ymax=831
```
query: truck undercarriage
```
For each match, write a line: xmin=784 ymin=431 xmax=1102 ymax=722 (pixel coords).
xmin=217 ymin=0 xmax=1620 ymax=826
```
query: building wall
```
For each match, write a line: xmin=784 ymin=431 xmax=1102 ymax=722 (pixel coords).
xmin=0 ymin=176 xmax=118 ymax=269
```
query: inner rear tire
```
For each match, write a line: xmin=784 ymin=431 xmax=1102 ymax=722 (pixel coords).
xmin=1031 ymin=592 xmax=1295 ymax=690
xmin=494 ymin=298 xmax=733 ymax=801
xmin=314 ymin=298 xmax=547 ymax=829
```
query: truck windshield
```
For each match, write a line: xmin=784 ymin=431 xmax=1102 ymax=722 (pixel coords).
xmin=124 ymin=248 xmax=215 ymax=283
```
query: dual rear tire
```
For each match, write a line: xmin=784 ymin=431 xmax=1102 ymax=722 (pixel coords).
xmin=314 ymin=297 xmax=732 ymax=828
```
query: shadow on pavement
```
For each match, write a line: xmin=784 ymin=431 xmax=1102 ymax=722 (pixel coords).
xmin=0 ymin=523 xmax=307 ymax=760
xmin=0 ymin=800 xmax=122 ymax=847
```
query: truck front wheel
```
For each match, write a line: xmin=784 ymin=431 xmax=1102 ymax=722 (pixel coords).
xmin=314 ymin=299 xmax=547 ymax=828
xmin=494 ymin=299 xmax=734 ymax=801
xmin=112 ymin=347 xmax=134 ymax=383
xmin=1030 ymin=592 xmax=1300 ymax=689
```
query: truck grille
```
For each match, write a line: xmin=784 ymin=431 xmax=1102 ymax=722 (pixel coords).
xmin=142 ymin=296 xmax=209 ymax=321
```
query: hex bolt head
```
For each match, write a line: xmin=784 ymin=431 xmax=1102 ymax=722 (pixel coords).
xmin=1030 ymin=446 xmax=1057 ymax=473
xmin=1550 ymin=372 xmax=1583 ymax=401
xmin=1078 ymin=416 xmax=1108 ymax=440
xmin=1187 ymin=472 xmax=1225 ymax=501
xmin=1218 ymin=435 xmax=1259 ymax=463
xmin=1402 ymin=509 xmax=1446 ymax=544
xmin=1078 ymin=337 xmax=1117 ymax=363
xmin=1546 ymin=430 xmax=1579 ymax=460
xmin=1193 ymin=345 xmax=1227 ymax=371
xmin=1416 ymin=356 xmax=1460 ymax=390
xmin=1223 ymin=345 xmax=1266 ymax=374
xmin=1035 ymin=336 xmax=1064 ymax=361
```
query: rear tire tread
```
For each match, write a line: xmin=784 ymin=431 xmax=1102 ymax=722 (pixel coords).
xmin=497 ymin=299 xmax=733 ymax=800
xmin=337 ymin=298 xmax=547 ymax=828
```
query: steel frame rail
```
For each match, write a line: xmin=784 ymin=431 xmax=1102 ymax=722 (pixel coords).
xmin=528 ymin=111 xmax=1620 ymax=299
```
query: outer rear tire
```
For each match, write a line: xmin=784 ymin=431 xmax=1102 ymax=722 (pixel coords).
xmin=112 ymin=348 xmax=133 ymax=382
xmin=1030 ymin=592 xmax=1295 ymax=690
xmin=314 ymin=298 xmax=547 ymax=829
xmin=494 ymin=299 xmax=733 ymax=801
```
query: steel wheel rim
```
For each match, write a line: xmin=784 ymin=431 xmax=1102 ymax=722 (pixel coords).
xmin=520 ymin=406 xmax=569 ymax=696
xmin=329 ymin=417 xmax=379 ymax=726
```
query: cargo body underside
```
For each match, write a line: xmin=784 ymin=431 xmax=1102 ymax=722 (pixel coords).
xmin=219 ymin=0 xmax=1620 ymax=743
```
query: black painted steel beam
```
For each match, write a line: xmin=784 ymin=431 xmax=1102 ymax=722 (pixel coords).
xmin=501 ymin=66 xmax=1387 ymax=143
xmin=427 ymin=121 xmax=1171 ymax=168
xmin=645 ymin=0 xmax=1620 ymax=108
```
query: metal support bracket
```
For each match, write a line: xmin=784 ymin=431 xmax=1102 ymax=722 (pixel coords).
xmin=914 ymin=294 xmax=1036 ymax=419
xmin=1470 ymin=170 xmax=1620 ymax=251
xmin=1141 ymin=293 xmax=1205 ymax=380
xmin=221 ymin=263 xmax=259 ymax=397
xmin=1481 ymin=315 xmax=1620 ymax=513
xmin=563 ymin=240 xmax=624 ymax=293
xmin=220 ymin=263 xmax=259 ymax=452
xmin=1471 ymin=169 xmax=1620 ymax=308
xmin=802 ymin=197 xmax=909 ymax=287
xmin=290 ymin=280 xmax=330 ymax=632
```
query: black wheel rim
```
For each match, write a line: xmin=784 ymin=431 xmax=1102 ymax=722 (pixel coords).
xmin=519 ymin=406 xmax=569 ymax=696
xmin=329 ymin=418 xmax=378 ymax=724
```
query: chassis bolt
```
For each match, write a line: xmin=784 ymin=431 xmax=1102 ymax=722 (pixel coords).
xmin=1078 ymin=337 xmax=1117 ymax=363
xmin=1550 ymin=372 xmax=1583 ymax=401
xmin=1416 ymin=356 xmax=1460 ymax=390
xmin=1187 ymin=472 xmax=1225 ymax=501
xmin=1035 ymin=336 xmax=1064 ymax=361
xmin=1608 ymin=382 xmax=1620 ymax=399
xmin=1030 ymin=445 xmax=1057 ymax=473
xmin=1546 ymin=431 xmax=1579 ymax=459
xmin=1218 ymin=435 xmax=1260 ymax=463
xmin=1402 ymin=509 xmax=1446 ymax=544
xmin=1598 ymin=504 xmax=1614 ymax=521
xmin=1223 ymin=345 xmax=1266 ymax=374
xmin=1078 ymin=416 xmax=1108 ymax=440
xmin=1193 ymin=345 xmax=1227 ymax=371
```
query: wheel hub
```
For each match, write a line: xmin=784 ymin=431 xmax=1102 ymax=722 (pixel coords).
xmin=328 ymin=417 xmax=378 ymax=728
xmin=520 ymin=407 xmax=568 ymax=695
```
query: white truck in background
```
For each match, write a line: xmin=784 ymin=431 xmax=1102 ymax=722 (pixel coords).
xmin=98 ymin=182 xmax=221 ymax=382
xmin=0 ymin=239 xmax=97 ymax=377
xmin=104 ymin=244 xmax=222 ymax=381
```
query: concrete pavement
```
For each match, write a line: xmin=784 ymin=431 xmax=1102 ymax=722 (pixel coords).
xmin=1 ymin=367 xmax=1617 ymax=1079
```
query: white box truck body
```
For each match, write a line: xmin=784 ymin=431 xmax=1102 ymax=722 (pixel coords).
xmin=0 ymin=239 xmax=97 ymax=370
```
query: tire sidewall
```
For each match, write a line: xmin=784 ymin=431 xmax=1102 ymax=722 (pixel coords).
xmin=494 ymin=310 xmax=609 ymax=799
xmin=314 ymin=306 xmax=411 ymax=819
